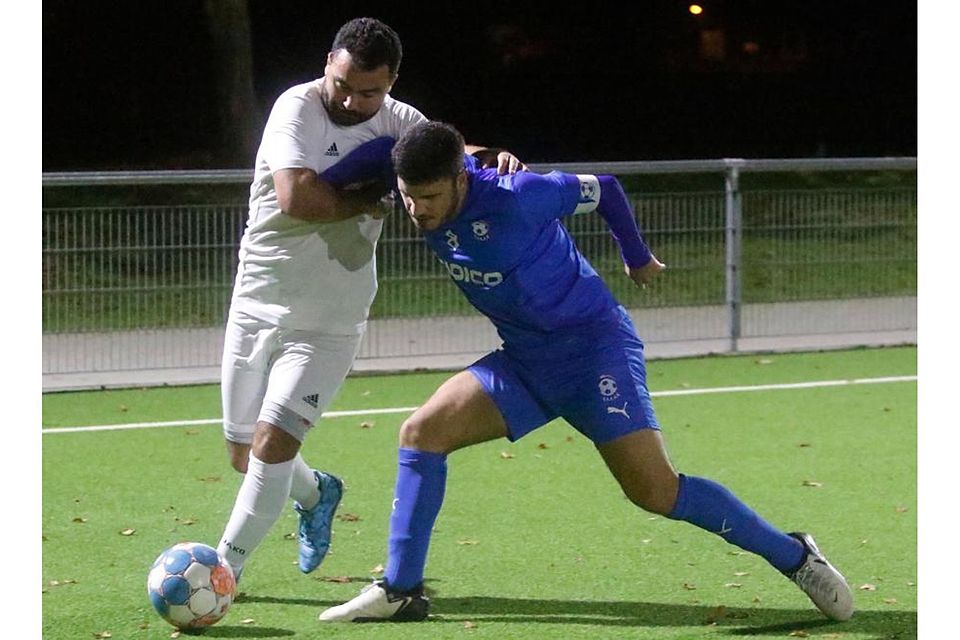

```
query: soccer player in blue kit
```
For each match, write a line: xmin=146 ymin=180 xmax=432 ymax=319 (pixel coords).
xmin=319 ymin=122 xmax=854 ymax=623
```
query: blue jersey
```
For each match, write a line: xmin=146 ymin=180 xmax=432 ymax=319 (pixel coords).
xmin=422 ymin=156 xmax=625 ymax=359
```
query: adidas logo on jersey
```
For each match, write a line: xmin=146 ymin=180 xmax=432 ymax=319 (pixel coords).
xmin=302 ymin=394 xmax=319 ymax=408
xmin=324 ymin=143 xmax=340 ymax=157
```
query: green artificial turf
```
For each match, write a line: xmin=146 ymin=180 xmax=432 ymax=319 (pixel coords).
xmin=41 ymin=347 xmax=917 ymax=639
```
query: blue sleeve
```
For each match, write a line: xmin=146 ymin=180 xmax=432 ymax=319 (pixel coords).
xmin=510 ymin=171 xmax=586 ymax=225
xmin=318 ymin=136 xmax=396 ymax=188
xmin=596 ymin=175 xmax=652 ymax=267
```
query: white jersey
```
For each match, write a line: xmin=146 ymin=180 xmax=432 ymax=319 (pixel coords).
xmin=230 ymin=79 xmax=427 ymax=333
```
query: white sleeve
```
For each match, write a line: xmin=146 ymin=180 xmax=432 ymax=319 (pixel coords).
xmin=385 ymin=98 xmax=429 ymax=139
xmin=260 ymin=91 xmax=322 ymax=172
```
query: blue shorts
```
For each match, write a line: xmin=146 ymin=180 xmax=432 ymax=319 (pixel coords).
xmin=468 ymin=311 xmax=659 ymax=445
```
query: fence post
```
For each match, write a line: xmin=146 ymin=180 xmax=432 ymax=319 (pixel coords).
xmin=724 ymin=161 xmax=743 ymax=352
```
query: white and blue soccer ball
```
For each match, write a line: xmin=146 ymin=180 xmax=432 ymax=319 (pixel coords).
xmin=147 ymin=542 xmax=236 ymax=630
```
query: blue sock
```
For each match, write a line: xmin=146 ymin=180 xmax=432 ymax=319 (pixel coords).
xmin=384 ymin=448 xmax=448 ymax=591
xmin=667 ymin=474 xmax=805 ymax=573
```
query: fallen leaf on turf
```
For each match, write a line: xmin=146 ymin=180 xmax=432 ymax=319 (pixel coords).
xmin=175 ymin=518 xmax=196 ymax=526
xmin=359 ymin=421 xmax=374 ymax=429
xmin=683 ymin=582 xmax=697 ymax=590
xmin=907 ymin=581 xmax=916 ymax=587
xmin=500 ymin=451 xmax=515 ymax=459
xmin=240 ymin=618 xmax=256 ymax=624
xmin=537 ymin=443 xmax=549 ymax=449
xmin=93 ymin=632 xmax=112 ymax=639
xmin=884 ymin=598 xmax=898 ymax=604
xmin=755 ymin=358 xmax=774 ymax=365
xmin=283 ymin=532 xmax=296 ymax=539
xmin=457 ymin=539 xmax=479 ymax=545
xmin=138 ymin=623 xmax=149 ymax=629
xmin=464 ymin=621 xmax=477 ymax=629
xmin=734 ymin=571 xmax=750 ymax=577
xmin=724 ymin=583 xmax=743 ymax=588
xmin=801 ymin=480 xmax=823 ymax=487
xmin=895 ymin=505 xmax=909 ymax=513
xmin=788 ymin=631 xmax=809 ymax=638
xmin=185 ymin=430 xmax=199 ymax=436
xmin=170 ymin=632 xmax=180 ymax=639
xmin=48 ymin=579 xmax=77 ymax=587
xmin=120 ymin=528 xmax=136 ymax=536
xmin=797 ymin=443 xmax=812 ymax=448
xmin=859 ymin=584 xmax=877 ymax=591
xmin=119 ymin=405 xmax=128 ymax=412
xmin=704 ymin=606 xmax=726 ymax=623
xmin=752 ymin=595 xmax=762 ymax=603
xmin=565 ymin=436 xmax=574 ymax=442
xmin=198 ymin=476 xmax=221 ymax=483
xmin=321 ymin=576 xmax=352 ymax=583
xmin=641 ymin=539 xmax=652 ymax=544
xmin=370 ymin=564 xmax=384 ymax=574
xmin=72 ymin=517 xmax=88 ymax=523
xmin=337 ymin=513 xmax=361 ymax=522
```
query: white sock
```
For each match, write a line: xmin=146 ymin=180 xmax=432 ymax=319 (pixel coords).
xmin=217 ymin=453 xmax=294 ymax=574
xmin=289 ymin=453 xmax=321 ymax=510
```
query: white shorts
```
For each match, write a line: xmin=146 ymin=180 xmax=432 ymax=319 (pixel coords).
xmin=220 ymin=310 xmax=363 ymax=444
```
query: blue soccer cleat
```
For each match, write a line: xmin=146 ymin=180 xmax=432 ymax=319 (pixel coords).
xmin=294 ymin=470 xmax=343 ymax=573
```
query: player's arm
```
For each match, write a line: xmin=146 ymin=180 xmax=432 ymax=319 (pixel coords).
xmin=465 ymin=145 xmax=526 ymax=174
xmin=274 ymin=137 xmax=397 ymax=223
xmin=593 ymin=174 xmax=665 ymax=287
xmin=274 ymin=169 xmax=387 ymax=222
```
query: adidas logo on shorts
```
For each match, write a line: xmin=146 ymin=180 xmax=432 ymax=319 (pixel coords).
xmin=324 ymin=143 xmax=340 ymax=157
xmin=303 ymin=394 xmax=319 ymax=408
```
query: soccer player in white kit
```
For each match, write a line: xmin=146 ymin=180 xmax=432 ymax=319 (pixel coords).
xmin=216 ymin=17 xmax=524 ymax=582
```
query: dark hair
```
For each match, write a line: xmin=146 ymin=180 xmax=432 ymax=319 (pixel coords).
xmin=331 ymin=17 xmax=403 ymax=76
xmin=392 ymin=122 xmax=466 ymax=185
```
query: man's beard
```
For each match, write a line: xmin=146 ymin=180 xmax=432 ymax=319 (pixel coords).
xmin=321 ymin=86 xmax=376 ymax=126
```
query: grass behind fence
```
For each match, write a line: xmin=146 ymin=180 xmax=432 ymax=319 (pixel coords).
xmin=42 ymin=181 xmax=917 ymax=332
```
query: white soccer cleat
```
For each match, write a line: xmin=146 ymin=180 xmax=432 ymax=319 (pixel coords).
xmin=318 ymin=580 xmax=428 ymax=622
xmin=786 ymin=532 xmax=854 ymax=621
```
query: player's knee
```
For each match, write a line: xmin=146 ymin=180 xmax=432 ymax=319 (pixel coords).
xmin=226 ymin=441 xmax=251 ymax=473
xmin=229 ymin=455 xmax=248 ymax=474
xmin=622 ymin=479 xmax=677 ymax=516
xmin=398 ymin=415 xmax=445 ymax=452
xmin=251 ymin=422 xmax=301 ymax=463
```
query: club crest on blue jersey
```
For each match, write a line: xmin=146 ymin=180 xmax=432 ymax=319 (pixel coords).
xmin=598 ymin=374 xmax=620 ymax=401
xmin=472 ymin=220 xmax=491 ymax=241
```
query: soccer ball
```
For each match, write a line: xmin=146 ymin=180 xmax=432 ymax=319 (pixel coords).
xmin=147 ymin=542 xmax=236 ymax=630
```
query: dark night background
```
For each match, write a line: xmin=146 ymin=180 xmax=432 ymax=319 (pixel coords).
xmin=42 ymin=0 xmax=917 ymax=171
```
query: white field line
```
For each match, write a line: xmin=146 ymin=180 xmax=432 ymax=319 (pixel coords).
xmin=42 ymin=375 xmax=916 ymax=435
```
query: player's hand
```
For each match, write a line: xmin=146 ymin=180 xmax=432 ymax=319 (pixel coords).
xmin=625 ymin=255 xmax=665 ymax=289
xmin=341 ymin=180 xmax=393 ymax=219
xmin=494 ymin=150 xmax=526 ymax=175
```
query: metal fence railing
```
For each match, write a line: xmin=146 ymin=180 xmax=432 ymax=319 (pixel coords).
xmin=42 ymin=158 xmax=917 ymax=390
